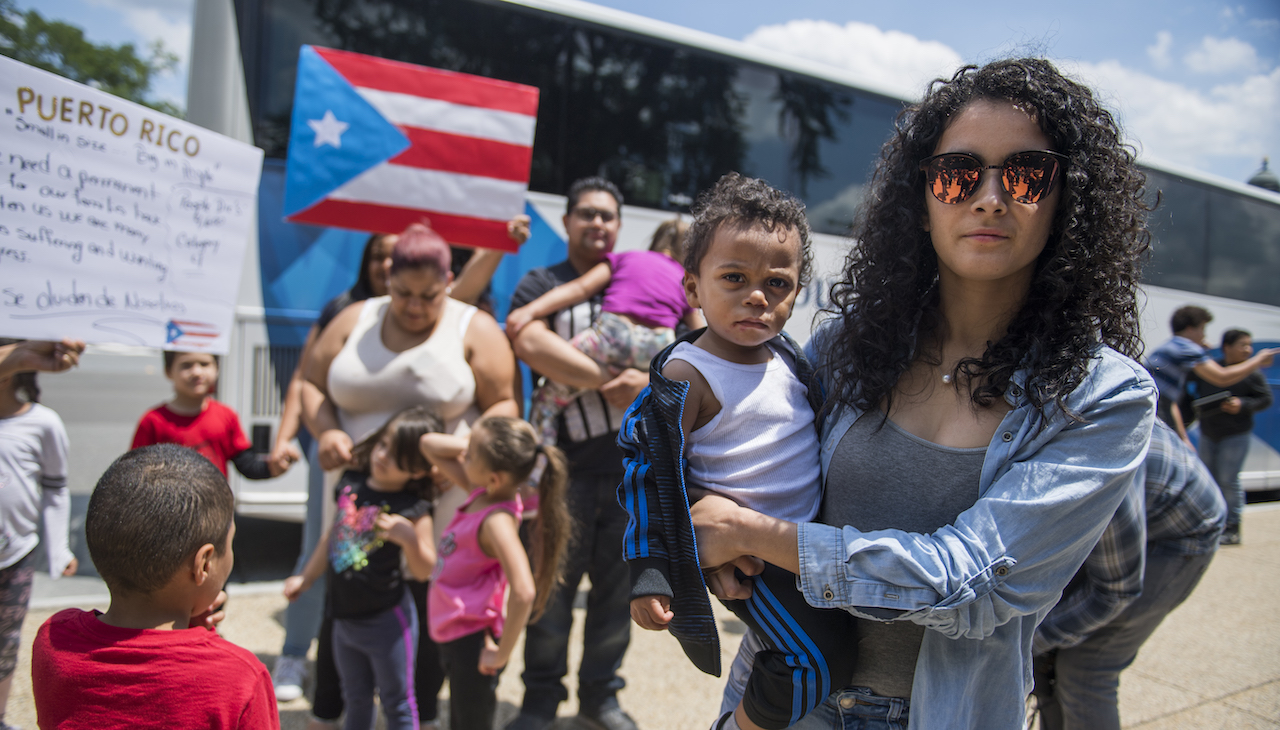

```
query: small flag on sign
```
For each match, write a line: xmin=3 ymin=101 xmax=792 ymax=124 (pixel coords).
xmin=283 ymin=46 xmax=540 ymax=252
xmin=166 ymin=319 xmax=220 ymax=348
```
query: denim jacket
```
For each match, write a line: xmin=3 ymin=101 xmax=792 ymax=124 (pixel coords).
xmin=799 ymin=326 xmax=1156 ymax=730
xmin=617 ymin=329 xmax=821 ymax=677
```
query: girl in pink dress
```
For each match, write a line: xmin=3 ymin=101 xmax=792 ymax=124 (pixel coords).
xmin=419 ymin=417 xmax=570 ymax=730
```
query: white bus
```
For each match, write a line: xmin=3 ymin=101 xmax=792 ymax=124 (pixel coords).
xmin=47 ymin=0 xmax=1279 ymax=523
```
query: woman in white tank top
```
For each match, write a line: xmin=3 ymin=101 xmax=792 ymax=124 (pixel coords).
xmin=304 ymin=223 xmax=520 ymax=525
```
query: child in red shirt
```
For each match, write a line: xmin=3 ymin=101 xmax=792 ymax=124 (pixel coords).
xmin=131 ymin=351 xmax=297 ymax=478
xmin=33 ymin=444 xmax=279 ymax=729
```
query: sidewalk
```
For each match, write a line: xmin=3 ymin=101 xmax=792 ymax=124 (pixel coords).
xmin=10 ymin=505 xmax=1279 ymax=729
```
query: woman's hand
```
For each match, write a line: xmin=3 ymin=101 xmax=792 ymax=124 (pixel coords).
xmin=282 ymin=575 xmax=310 ymax=602
xmin=478 ymin=633 xmax=506 ymax=675
xmin=317 ymin=429 xmax=354 ymax=470
xmin=376 ymin=513 xmax=418 ymax=547
xmin=691 ymin=493 xmax=801 ymax=575
xmin=268 ymin=441 xmax=302 ymax=476
xmin=506 ymin=215 xmax=531 ymax=245
xmin=703 ymin=558 xmax=764 ymax=601
xmin=689 ymin=493 xmax=751 ymax=567
xmin=61 ymin=556 xmax=79 ymax=577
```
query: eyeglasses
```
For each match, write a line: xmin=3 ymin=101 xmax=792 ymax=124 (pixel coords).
xmin=919 ymin=150 xmax=1068 ymax=205
xmin=571 ymin=206 xmax=618 ymax=223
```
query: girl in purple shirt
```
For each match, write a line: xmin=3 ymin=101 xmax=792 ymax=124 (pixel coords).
xmin=506 ymin=219 xmax=705 ymax=444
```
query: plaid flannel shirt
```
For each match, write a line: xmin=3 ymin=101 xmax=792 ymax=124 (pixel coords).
xmin=1033 ymin=419 xmax=1226 ymax=655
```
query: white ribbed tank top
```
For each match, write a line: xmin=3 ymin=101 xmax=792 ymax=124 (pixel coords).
xmin=667 ymin=340 xmax=821 ymax=523
xmin=328 ymin=296 xmax=480 ymax=442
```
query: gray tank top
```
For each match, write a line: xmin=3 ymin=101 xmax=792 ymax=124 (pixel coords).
xmin=821 ymin=411 xmax=985 ymax=699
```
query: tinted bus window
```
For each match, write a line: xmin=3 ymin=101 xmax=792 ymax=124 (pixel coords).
xmin=1144 ymin=170 xmax=1210 ymax=295
xmin=1206 ymin=189 xmax=1280 ymax=307
xmin=233 ymin=0 xmax=903 ymax=234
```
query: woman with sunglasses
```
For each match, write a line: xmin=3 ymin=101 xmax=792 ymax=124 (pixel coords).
xmin=694 ymin=58 xmax=1157 ymax=730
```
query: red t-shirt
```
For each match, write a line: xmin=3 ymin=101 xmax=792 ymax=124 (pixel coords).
xmin=130 ymin=400 xmax=252 ymax=477
xmin=32 ymin=608 xmax=279 ymax=729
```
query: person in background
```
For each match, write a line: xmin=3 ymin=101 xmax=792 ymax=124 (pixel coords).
xmin=1187 ymin=329 xmax=1274 ymax=545
xmin=131 ymin=351 xmax=298 ymax=479
xmin=1144 ymin=306 xmax=1275 ymax=447
xmin=0 ymin=340 xmax=74 ymax=730
xmin=506 ymin=216 xmax=702 ymax=445
xmin=505 ymin=177 xmax=647 ymax=730
xmin=271 ymin=218 xmax=529 ymax=717
xmin=303 ymin=222 xmax=519 ymax=729
xmin=421 ymin=417 xmax=571 ymax=730
xmin=32 ymin=444 xmax=278 ymax=729
xmin=1031 ymin=420 xmax=1225 ymax=730
xmin=284 ymin=408 xmax=441 ymax=730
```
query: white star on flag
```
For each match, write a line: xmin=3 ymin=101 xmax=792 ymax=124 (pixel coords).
xmin=308 ymin=110 xmax=349 ymax=148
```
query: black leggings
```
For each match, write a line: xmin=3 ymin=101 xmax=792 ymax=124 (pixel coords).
xmin=720 ymin=563 xmax=857 ymax=729
xmin=439 ymin=629 xmax=503 ymax=730
xmin=313 ymin=580 xmax=446 ymax=723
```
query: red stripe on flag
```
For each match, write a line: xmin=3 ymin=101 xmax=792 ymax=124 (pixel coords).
xmin=390 ymin=127 xmax=533 ymax=182
xmin=287 ymin=199 xmax=520 ymax=252
xmin=313 ymin=46 xmax=539 ymax=117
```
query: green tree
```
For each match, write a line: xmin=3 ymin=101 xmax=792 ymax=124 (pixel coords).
xmin=0 ymin=0 xmax=183 ymax=117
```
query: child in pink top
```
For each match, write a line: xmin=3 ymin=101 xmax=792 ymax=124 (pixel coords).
xmin=420 ymin=417 xmax=571 ymax=730
xmin=505 ymin=219 xmax=705 ymax=444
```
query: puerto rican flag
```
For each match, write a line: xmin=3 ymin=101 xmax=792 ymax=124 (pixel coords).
xmin=283 ymin=46 xmax=539 ymax=252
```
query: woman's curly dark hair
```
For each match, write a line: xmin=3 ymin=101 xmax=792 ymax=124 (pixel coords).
xmin=823 ymin=58 xmax=1151 ymax=422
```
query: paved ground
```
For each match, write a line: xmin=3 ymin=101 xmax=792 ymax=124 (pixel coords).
xmin=11 ymin=504 xmax=1280 ymax=729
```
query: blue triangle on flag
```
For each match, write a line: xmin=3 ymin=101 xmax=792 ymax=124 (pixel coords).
xmin=165 ymin=320 xmax=184 ymax=343
xmin=283 ymin=45 xmax=410 ymax=217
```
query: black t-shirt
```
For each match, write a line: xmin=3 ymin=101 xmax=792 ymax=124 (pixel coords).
xmin=326 ymin=471 xmax=431 ymax=619
xmin=510 ymin=260 xmax=623 ymax=475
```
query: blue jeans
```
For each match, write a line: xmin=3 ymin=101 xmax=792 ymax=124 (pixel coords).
xmin=1036 ymin=548 xmax=1216 ymax=730
xmin=282 ymin=440 xmax=326 ymax=658
xmin=1198 ymin=432 xmax=1250 ymax=531
xmin=787 ymin=688 xmax=910 ymax=730
xmin=332 ymin=591 xmax=419 ymax=730
xmin=519 ymin=471 xmax=631 ymax=715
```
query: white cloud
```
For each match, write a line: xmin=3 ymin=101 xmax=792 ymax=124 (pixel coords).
xmin=739 ymin=19 xmax=1277 ymax=183
xmin=86 ymin=0 xmax=194 ymax=64
xmin=83 ymin=0 xmax=194 ymax=107
xmin=1066 ymin=60 xmax=1279 ymax=177
xmin=742 ymin=19 xmax=963 ymax=100
xmin=1184 ymin=36 xmax=1262 ymax=75
xmin=1147 ymin=31 xmax=1173 ymax=68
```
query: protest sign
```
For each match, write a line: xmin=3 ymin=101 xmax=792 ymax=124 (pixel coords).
xmin=0 ymin=56 xmax=263 ymax=353
xmin=283 ymin=46 xmax=539 ymax=252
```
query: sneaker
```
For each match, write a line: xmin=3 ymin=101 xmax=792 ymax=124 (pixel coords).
xmin=1219 ymin=529 xmax=1241 ymax=546
xmin=504 ymin=711 xmax=556 ymax=730
xmin=577 ymin=701 xmax=639 ymax=730
xmin=272 ymin=654 xmax=307 ymax=702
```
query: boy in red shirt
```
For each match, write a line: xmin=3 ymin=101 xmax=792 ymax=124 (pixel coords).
xmin=131 ymin=351 xmax=297 ymax=478
xmin=32 ymin=444 xmax=279 ymax=729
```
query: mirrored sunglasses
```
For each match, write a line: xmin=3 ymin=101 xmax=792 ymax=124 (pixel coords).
xmin=919 ymin=150 xmax=1068 ymax=205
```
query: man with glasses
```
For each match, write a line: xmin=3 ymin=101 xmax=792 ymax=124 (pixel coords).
xmin=506 ymin=177 xmax=646 ymax=730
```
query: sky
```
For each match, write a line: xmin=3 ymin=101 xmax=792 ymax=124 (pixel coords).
xmin=15 ymin=0 xmax=1280 ymax=185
